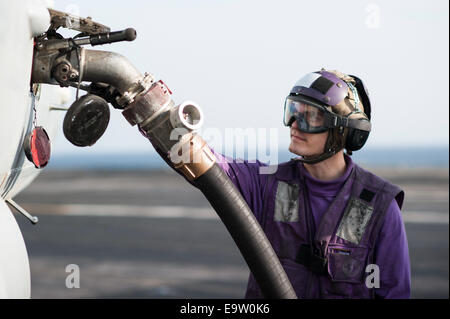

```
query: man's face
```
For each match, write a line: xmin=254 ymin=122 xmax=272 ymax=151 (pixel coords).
xmin=289 ymin=120 xmax=328 ymax=157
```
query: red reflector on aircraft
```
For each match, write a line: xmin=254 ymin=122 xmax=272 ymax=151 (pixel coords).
xmin=23 ymin=127 xmax=51 ymax=169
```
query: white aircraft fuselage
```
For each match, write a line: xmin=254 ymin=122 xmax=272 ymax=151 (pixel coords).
xmin=0 ymin=0 xmax=69 ymax=298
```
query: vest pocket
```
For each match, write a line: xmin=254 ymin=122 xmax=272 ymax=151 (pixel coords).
xmin=324 ymin=245 xmax=369 ymax=298
xmin=327 ymin=245 xmax=368 ymax=283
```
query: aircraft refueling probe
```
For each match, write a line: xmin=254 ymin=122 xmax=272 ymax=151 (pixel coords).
xmin=31 ymin=9 xmax=297 ymax=299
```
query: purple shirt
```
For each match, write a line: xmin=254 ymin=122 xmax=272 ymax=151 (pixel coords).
xmin=213 ymin=151 xmax=411 ymax=298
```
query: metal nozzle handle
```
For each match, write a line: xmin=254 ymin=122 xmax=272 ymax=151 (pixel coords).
xmin=90 ymin=28 xmax=137 ymax=46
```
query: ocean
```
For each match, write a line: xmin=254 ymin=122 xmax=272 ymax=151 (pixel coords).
xmin=47 ymin=146 xmax=449 ymax=170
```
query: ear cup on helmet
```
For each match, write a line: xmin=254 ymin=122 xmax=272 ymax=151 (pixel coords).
xmin=345 ymin=119 xmax=370 ymax=151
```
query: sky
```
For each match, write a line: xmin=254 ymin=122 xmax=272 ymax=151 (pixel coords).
xmin=50 ymin=0 xmax=449 ymax=156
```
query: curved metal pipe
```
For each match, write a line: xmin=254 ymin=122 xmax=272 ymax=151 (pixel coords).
xmin=81 ymin=48 xmax=143 ymax=95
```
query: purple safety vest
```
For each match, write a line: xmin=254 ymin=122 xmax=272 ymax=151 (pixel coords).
xmin=245 ymin=159 xmax=404 ymax=299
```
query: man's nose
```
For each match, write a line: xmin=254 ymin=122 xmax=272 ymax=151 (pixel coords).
xmin=291 ymin=120 xmax=299 ymax=130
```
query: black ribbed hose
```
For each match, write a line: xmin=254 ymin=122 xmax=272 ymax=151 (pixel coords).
xmin=194 ymin=163 xmax=297 ymax=299
xmin=146 ymin=136 xmax=297 ymax=298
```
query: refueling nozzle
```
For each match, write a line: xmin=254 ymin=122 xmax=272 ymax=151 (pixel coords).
xmin=31 ymin=15 xmax=151 ymax=147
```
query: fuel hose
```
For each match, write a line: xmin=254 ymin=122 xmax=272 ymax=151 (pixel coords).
xmin=194 ymin=163 xmax=297 ymax=299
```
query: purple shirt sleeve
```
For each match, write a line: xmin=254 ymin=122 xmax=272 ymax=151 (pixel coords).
xmin=373 ymin=199 xmax=411 ymax=299
xmin=212 ymin=150 xmax=269 ymax=224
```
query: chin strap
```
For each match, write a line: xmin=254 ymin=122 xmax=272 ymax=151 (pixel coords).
xmin=298 ymin=148 xmax=338 ymax=164
xmin=295 ymin=128 xmax=344 ymax=164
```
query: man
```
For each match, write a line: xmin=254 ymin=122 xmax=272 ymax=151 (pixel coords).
xmin=212 ymin=69 xmax=411 ymax=298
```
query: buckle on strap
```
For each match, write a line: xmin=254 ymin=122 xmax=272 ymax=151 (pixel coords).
xmin=333 ymin=116 xmax=349 ymax=128
xmin=295 ymin=244 xmax=328 ymax=275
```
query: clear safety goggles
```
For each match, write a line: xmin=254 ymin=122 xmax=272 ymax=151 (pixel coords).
xmin=283 ymin=97 xmax=335 ymax=133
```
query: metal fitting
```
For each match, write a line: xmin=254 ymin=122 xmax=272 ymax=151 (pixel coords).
xmin=122 ymin=80 xmax=215 ymax=180
xmin=169 ymin=101 xmax=204 ymax=131
xmin=169 ymin=133 xmax=216 ymax=181
xmin=122 ymin=80 xmax=172 ymax=127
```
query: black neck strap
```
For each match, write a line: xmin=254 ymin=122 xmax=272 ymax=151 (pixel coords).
xmin=298 ymin=148 xmax=338 ymax=164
